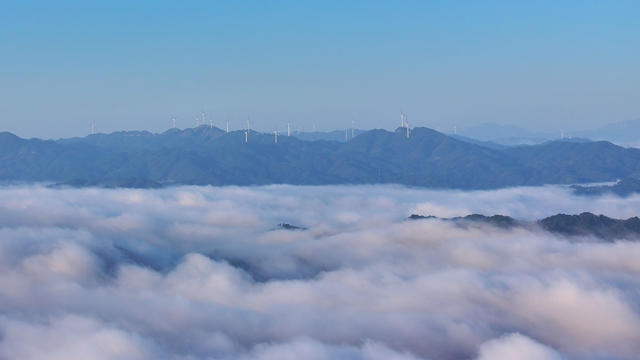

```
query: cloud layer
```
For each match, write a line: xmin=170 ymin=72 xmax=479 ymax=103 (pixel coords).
xmin=0 ymin=184 xmax=639 ymax=359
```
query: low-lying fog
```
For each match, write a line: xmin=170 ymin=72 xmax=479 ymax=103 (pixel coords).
xmin=1 ymin=184 xmax=639 ymax=359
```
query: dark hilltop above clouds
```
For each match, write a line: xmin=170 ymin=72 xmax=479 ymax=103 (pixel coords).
xmin=2 ymin=125 xmax=640 ymax=190
xmin=409 ymin=212 xmax=640 ymax=242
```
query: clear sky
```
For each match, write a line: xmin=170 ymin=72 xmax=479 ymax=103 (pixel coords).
xmin=1 ymin=0 xmax=639 ymax=138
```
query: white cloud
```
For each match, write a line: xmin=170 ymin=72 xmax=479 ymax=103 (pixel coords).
xmin=476 ymin=333 xmax=564 ymax=360
xmin=0 ymin=184 xmax=638 ymax=359
xmin=0 ymin=316 xmax=155 ymax=360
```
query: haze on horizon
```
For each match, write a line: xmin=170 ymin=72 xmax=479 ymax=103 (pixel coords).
xmin=1 ymin=1 xmax=639 ymax=139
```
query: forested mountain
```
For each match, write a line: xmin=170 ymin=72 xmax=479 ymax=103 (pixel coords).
xmin=2 ymin=126 xmax=640 ymax=189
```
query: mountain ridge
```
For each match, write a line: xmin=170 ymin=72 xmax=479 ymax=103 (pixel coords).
xmin=1 ymin=126 xmax=640 ymax=189
xmin=409 ymin=212 xmax=640 ymax=241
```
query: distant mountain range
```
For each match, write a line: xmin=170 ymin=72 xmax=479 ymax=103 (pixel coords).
xmin=457 ymin=123 xmax=553 ymax=146
xmin=291 ymin=129 xmax=367 ymax=142
xmin=409 ymin=212 xmax=640 ymax=241
xmin=458 ymin=118 xmax=640 ymax=147
xmin=573 ymin=118 xmax=640 ymax=146
xmin=2 ymin=125 xmax=640 ymax=189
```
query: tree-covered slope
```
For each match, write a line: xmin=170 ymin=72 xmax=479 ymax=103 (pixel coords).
xmin=2 ymin=127 xmax=640 ymax=189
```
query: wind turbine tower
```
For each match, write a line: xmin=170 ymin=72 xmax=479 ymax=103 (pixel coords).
xmin=172 ymin=117 xmax=176 ymax=129
xmin=405 ymin=115 xmax=410 ymax=138
xmin=245 ymin=119 xmax=250 ymax=143
xmin=287 ymin=122 xmax=291 ymax=136
xmin=274 ymin=131 xmax=278 ymax=144
xmin=351 ymin=120 xmax=355 ymax=139
xmin=226 ymin=120 xmax=229 ymax=133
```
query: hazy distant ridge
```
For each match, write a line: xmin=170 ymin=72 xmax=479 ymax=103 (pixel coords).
xmin=1 ymin=126 xmax=640 ymax=189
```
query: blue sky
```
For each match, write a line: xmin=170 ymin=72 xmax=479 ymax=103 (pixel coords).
xmin=1 ymin=1 xmax=639 ymax=138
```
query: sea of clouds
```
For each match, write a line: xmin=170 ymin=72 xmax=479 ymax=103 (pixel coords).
xmin=0 ymin=184 xmax=639 ymax=359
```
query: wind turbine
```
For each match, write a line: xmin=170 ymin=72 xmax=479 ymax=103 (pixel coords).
xmin=403 ymin=113 xmax=410 ymax=138
xmin=351 ymin=120 xmax=355 ymax=139
xmin=245 ymin=118 xmax=250 ymax=143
